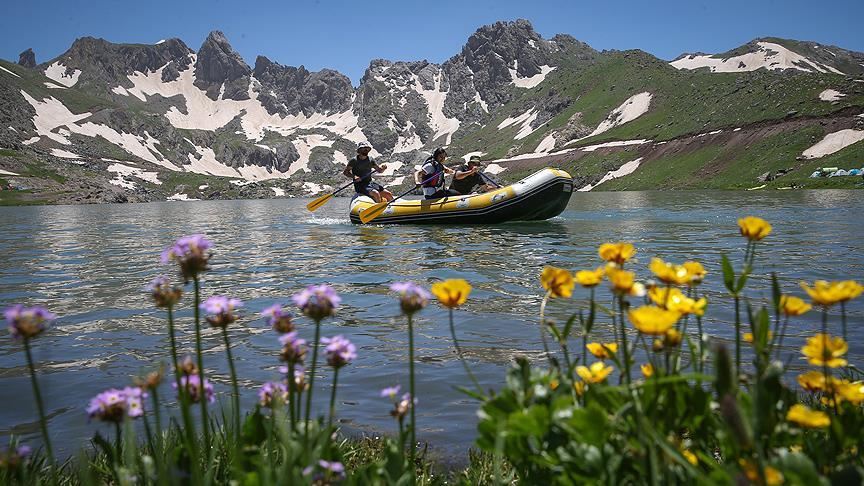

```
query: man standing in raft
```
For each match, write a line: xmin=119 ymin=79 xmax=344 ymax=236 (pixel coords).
xmin=416 ymin=147 xmax=458 ymax=200
xmin=343 ymin=141 xmax=394 ymax=203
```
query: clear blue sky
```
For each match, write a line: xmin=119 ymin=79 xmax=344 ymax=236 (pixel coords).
xmin=3 ymin=0 xmax=862 ymax=84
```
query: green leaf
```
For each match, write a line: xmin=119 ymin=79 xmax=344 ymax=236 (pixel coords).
xmin=563 ymin=312 xmax=579 ymax=340
xmin=586 ymin=301 xmax=597 ymax=335
xmin=242 ymin=407 xmax=267 ymax=445
xmin=771 ymin=272 xmax=782 ymax=311
xmin=456 ymin=385 xmax=486 ymax=401
xmin=721 ymin=254 xmax=735 ymax=293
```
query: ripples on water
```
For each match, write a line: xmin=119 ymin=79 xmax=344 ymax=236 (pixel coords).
xmin=0 ymin=190 xmax=862 ymax=458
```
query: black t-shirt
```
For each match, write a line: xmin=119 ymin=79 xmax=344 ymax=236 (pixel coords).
xmin=347 ymin=156 xmax=375 ymax=181
xmin=450 ymin=164 xmax=482 ymax=194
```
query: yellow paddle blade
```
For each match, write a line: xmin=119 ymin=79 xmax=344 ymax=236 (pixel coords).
xmin=359 ymin=201 xmax=390 ymax=224
xmin=306 ymin=193 xmax=333 ymax=212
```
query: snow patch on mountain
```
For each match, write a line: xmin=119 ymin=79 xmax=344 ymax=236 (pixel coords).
xmin=498 ymin=108 xmax=540 ymax=139
xmin=510 ymin=64 xmax=556 ymax=89
xmin=819 ymin=89 xmax=845 ymax=101
xmin=589 ymin=92 xmax=652 ymax=137
xmin=288 ymin=134 xmax=335 ymax=176
xmin=802 ymin=129 xmax=864 ymax=158
xmin=44 ymin=62 xmax=82 ymax=87
xmin=412 ymin=70 xmax=461 ymax=145
xmin=51 ymin=148 xmax=80 ymax=159
xmin=536 ymin=133 xmax=556 ymax=152
xmin=167 ymin=193 xmax=198 ymax=201
xmin=671 ymin=42 xmax=844 ymax=74
xmin=0 ymin=65 xmax=21 ymax=78
xmin=106 ymin=162 xmax=161 ymax=189
xmin=578 ymin=157 xmax=643 ymax=191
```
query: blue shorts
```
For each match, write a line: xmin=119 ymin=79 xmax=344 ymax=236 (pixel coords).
xmin=355 ymin=181 xmax=384 ymax=198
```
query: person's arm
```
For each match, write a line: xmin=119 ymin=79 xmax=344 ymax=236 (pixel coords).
xmin=342 ymin=161 xmax=354 ymax=180
xmin=453 ymin=167 xmax=472 ymax=180
xmin=444 ymin=165 xmax=456 ymax=175
xmin=374 ymin=162 xmax=388 ymax=173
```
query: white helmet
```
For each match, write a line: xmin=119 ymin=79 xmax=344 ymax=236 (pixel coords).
xmin=357 ymin=141 xmax=372 ymax=152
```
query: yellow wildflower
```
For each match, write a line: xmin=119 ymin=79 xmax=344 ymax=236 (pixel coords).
xmin=740 ymin=460 xmax=784 ymax=486
xmin=606 ymin=266 xmax=636 ymax=294
xmin=575 ymin=361 xmax=614 ymax=384
xmin=650 ymin=258 xmax=691 ymax=285
xmin=664 ymin=328 xmax=683 ymax=347
xmin=797 ymin=370 xmax=838 ymax=393
xmin=738 ymin=216 xmax=772 ymax=241
xmin=540 ymin=266 xmax=575 ymax=298
xmin=786 ymin=404 xmax=830 ymax=429
xmin=801 ymin=333 xmax=848 ymax=368
xmin=573 ymin=381 xmax=585 ymax=397
xmin=835 ymin=381 xmax=864 ymax=405
xmin=649 ymin=287 xmax=707 ymax=316
xmin=800 ymin=280 xmax=863 ymax=307
xmin=586 ymin=342 xmax=618 ymax=360
xmin=779 ymin=295 xmax=811 ymax=316
xmin=549 ymin=379 xmax=559 ymax=391
xmin=681 ymin=450 xmax=698 ymax=466
xmin=683 ymin=261 xmax=707 ymax=284
xmin=430 ymin=279 xmax=471 ymax=308
xmin=628 ymin=306 xmax=681 ymax=335
xmin=641 ymin=363 xmax=654 ymax=378
xmin=598 ymin=242 xmax=636 ymax=265
xmin=575 ymin=267 xmax=604 ymax=287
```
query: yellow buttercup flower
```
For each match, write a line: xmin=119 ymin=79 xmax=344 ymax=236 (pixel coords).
xmin=683 ymin=261 xmax=706 ymax=284
xmin=628 ymin=306 xmax=681 ymax=335
xmin=641 ymin=363 xmax=654 ymax=378
xmin=650 ymin=258 xmax=691 ymax=286
xmin=738 ymin=216 xmax=772 ymax=241
xmin=586 ymin=342 xmax=618 ymax=360
xmin=606 ymin=266 xmax=636 ymax=294
xmin=598 ymin=242 xmax=636 ymax=265
xmin=799 ymin=280 xmax=863 ymax=307
xmin=740 ymin=460 xmax=784 ymax=486
xmin=779 ymin=295 xmax=812 ymax=316
xmin=797 ymin=371 xmax=840 ymax=393
xmin=430 ymin=279 xmax=472 ymax=308
xmin=540 ymin=266 xmax=575 ymax=299
xmin=801 ymin=333 xmax=848 ymax=368
xmin=575 ymin=361 xmax=614 ymax=384
xmin=786 ymin=404 xmax=830 ymax=428
xmin=575 ymin=267 xmax=604 ymax=288
xmin=649 ymin=287 xmax=707 ymax=316
xmin=664 ymin=328 xmax=683 ymax=347
xmin=835 ymin=381 xmax=864 ymax=405
xmin=549 ymin=379 xmax=559 ymax=391
xmin=681 ymin=450 xmax=698 ymax=466
xmin=573 ymin=381 xmax=585 ymax=397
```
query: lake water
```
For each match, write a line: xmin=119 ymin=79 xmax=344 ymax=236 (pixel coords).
xmin=1 ymin=190 xmax=862 ymax=461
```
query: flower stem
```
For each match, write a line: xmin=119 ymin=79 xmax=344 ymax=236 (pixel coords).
xmin=327 ymin=368 xmax=340 ymax=431
xmin=192 ymin=276 xmax=211 ymax=456
xmin=303 ymin=318 xmax=323 ymax=454
xmin=151 ymin=388 xmax=163 ymax=460
xmin=734 ymin=294 xmax=741 ymax=374
xmin=841 ymin=301 xmax=847 ymax=342
xmin=287 ymin=362 xmax=296 ymax=432
xmin=448 ymin=308 xmax=483 ymax=396
xmin=538 ymin=291 xmax=553 ymax=366
xmin=617 ymin=296 xmax=632 ymax=384
xmin=23 ymin=339 xmax=56 ymax=481
xmin=221 ymin=327 xmax=241 ymax=442
xmin=408 ymin=312 xmax=417 ymax=481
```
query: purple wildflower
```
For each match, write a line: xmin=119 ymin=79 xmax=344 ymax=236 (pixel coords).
xmin=292 ymin=284 xmax=341 ymax=321
xmin=322 ymin=335 xmax=356 ymax=369
xmin=390 ymin=281 xmax=431 ymax=315
xmin=4 ymin=305 xmax=55 ymax=340
xmin=258 ymin=381 xmax=289 ymax=408
xmin=200 ymin=296 xmax=243 ymax=328
xmin=278 ymin=331 xmax=307 ymax=364
xmin=262 ymin=303 xmax=295 ymax=333
xmin=391 ymin=393 xmax=416 ymax=420
xmin=0 ymin=444 xmax=31 ymax=470
xmin=146 ymin=276 xmax=183 ymax=308
xmin=173 ymin=374 xmax=215 ymax=404
xmin=303 ymin=460 xmax=346 ymax=481
xmin=161 ymin=234 xmax=212 ymax=281
xmin=380 ymin=385 xmax=401 ymax=399
xmin=86 ymin=386 xmax=146 ymax=423
xmin=280 ymin=365 xmax=308 ymax=391
xmin=179 ymin=355 xmax=198 ymax=376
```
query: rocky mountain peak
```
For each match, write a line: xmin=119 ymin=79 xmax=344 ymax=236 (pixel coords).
xmin=252 ymin=55 xmax=353 ymax=117
xmin=18 ymin=48 xmax=36 ymax=68
xmin=193 ymin=30 xmax=252 ymax=101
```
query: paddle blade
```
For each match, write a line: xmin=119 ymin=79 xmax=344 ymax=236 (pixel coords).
xmin=306 ymin=193 xmax=333 ymax=212
xmin=359 ymin=201 xmax=390 ymax=224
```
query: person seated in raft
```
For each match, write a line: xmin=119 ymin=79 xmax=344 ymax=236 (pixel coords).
xmin=450 ymin=155 xmax=497 ymax=195
xmin=343 ymin=141 xmax=394 ymax=203
xmin=416 ymin=147 xmax=459 ymax=200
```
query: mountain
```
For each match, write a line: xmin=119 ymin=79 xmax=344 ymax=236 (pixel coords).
xmin=0 ymin=22 xmax=862 ymax=205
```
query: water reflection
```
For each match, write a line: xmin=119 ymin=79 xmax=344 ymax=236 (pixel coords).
xmin=0 ymin=191 xmax=862 ymax=457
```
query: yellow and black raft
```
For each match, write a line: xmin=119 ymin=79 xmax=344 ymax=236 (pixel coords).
xmin=349 ymin=168 xmax=573 ymax=225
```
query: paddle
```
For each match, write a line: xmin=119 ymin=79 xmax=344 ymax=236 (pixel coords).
xmin=359 ymin=171 xmax=442 ymax=224
xmin=306 ymin=174 xmax=371 ymax=212
xmin=478 ymin=169 xmax=502 ymax=188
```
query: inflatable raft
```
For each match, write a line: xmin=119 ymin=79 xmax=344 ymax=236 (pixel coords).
xmin=349 ymin=168 xmax=573 ymax=224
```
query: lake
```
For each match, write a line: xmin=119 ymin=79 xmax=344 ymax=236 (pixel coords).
xmin=1 ymin=190 xmax=862 ymax=460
